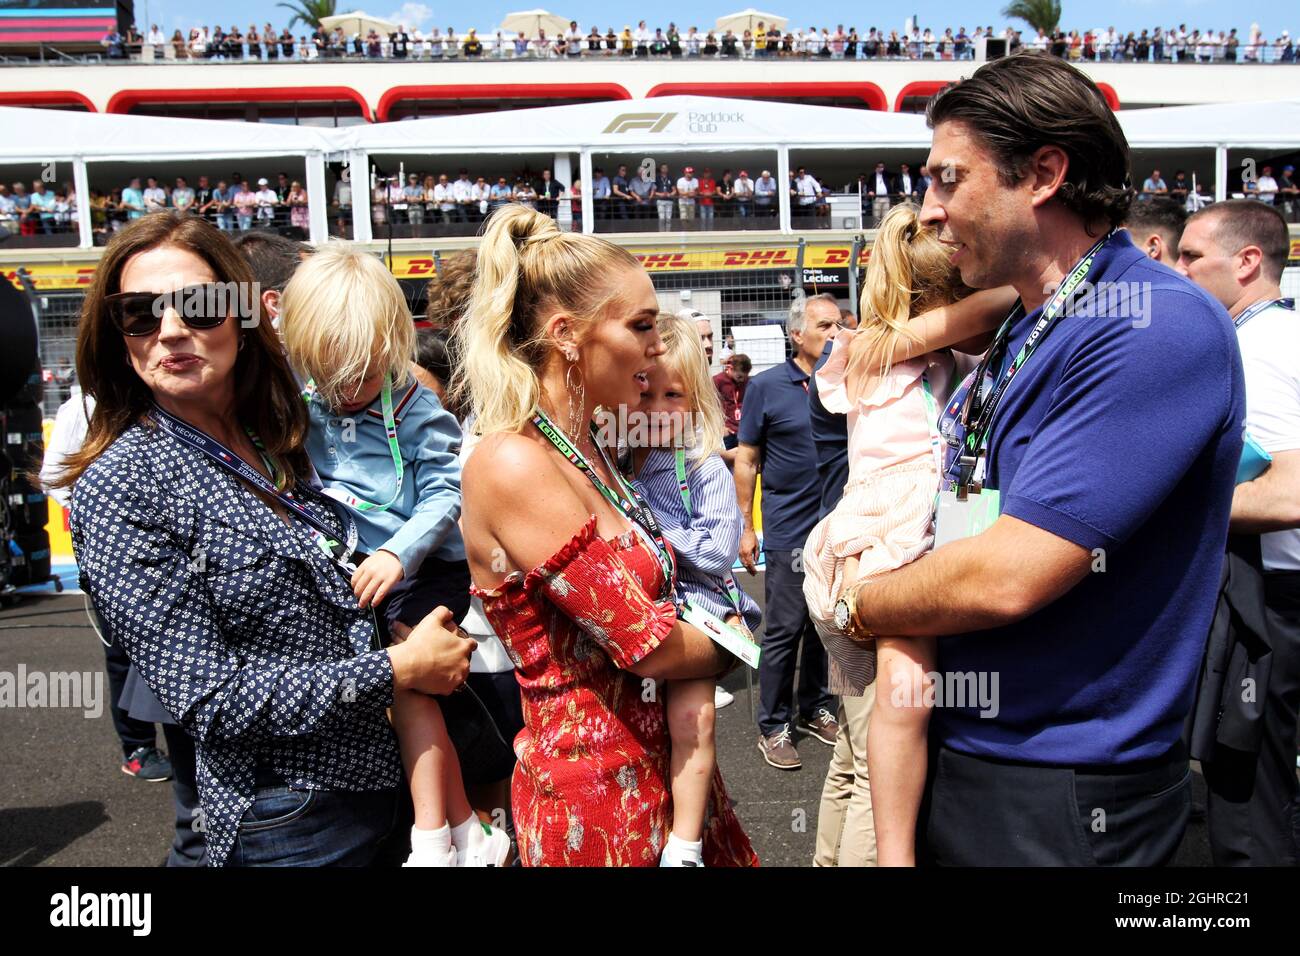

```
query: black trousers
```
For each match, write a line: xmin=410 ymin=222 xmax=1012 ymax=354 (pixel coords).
xmin=921 ymin=741 xmax=1191 ymax=865
xmin=757 ymin=547 xmax=832 ymax=736
xmin=1204 ymin=570 xmax=1300 ymax=865
xmin=100 ymin=612 xmax=156 ymax=758
xmin=161 ymin=722 xmax=204 ymax=866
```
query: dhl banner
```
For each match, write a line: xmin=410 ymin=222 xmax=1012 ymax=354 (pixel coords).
xmin=394 ymin=244 xmax=873 ymax=278
xmin=9 ymin=237 xmax=1300 ymax=291
xmin=4 ymin=264 xmax=98 ymax=292
xmin=4 ymin=245 xmax=876 ymax=290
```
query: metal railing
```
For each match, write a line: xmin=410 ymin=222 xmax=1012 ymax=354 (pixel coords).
xmin=3 ymin=38 xmax=1297 ymax=66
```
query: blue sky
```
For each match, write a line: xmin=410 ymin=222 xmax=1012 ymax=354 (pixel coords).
xmin=136 ymin=2 xmax=1294 ymax=40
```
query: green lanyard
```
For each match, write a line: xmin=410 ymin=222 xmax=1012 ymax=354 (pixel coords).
xmin=532 ymin=409 xmax=677 ymax=600
xmin=919 ymin=370 xmax=943 ymax=484
xmin=673 ymin=447 xmax=746 ymax=615
xmin=956 ymin=231 xmax=1112 ymax=485
xmin=301 ymin=373 xmax=404 ymax=513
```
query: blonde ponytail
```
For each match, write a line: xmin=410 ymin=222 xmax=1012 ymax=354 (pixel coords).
xmin=451 ymin=205 xmax=642 ymax=437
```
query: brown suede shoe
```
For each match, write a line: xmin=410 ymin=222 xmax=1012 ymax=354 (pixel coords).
xmin=757 ymin=724 xmax=801 ymax=770
xmin=797 ymin=707 xmax=840 ymax=746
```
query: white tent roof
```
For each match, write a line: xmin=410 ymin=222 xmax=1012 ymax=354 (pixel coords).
xmin=340 ymin=95 xmax=934 ymax=153
xmin=1118 ymin=100 xmax=1300 ymax=149
xmin=0 ymin=107 xmax=335 ymax=164
xmin=4 ymin=96 xmax=1295 ymax=168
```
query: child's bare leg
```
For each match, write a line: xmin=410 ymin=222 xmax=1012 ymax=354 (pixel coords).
xmin=867 ymin=634 xmax=937 ymax=867
xmin=392 ymin=687 xmax=471 ymax=829
xmin=388 ymin=620 xmax=472 ymax=831
xmin=667 ymin=676 xmax=716 ymax=844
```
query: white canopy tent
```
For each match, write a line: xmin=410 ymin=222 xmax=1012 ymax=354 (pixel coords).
xmin=319 ymin=12 xmax=398 ymax=36
xmin=1118 ymin=100 xmax=1300 ymax=149
xmin=339 ymin=95 xmax=931 ymax=153
xmin=337 ymin=95 xmax=934 ymax=234
xmin=1117 ymin=100 xmax=1300 ymax=200
xmin=0 ymin=106 xmax=338 ymax=246
xmin=7 ymin=96 xmax=1296 ymax=247
xmin=499 ymin=9 xmax=572 ymax=38
xmin=715 ymin=9 xmax=788 ymax=33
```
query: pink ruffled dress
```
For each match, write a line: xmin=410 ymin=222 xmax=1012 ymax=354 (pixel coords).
xmin=802 ymin=327 xmax=956 ymax=695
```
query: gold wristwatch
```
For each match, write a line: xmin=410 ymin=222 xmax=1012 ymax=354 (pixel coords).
xmin=832 ymin=580 xmax=876 ymax=642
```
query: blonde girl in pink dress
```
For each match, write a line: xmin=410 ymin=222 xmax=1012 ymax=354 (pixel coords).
xmin=803 ymin=203 xmax=1015 ymax=865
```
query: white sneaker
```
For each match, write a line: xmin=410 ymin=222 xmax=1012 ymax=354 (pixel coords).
xmin=458 ymin=822 xmax=512 ymax=867
xmin=403 ymin=845 xmax=457 ymax=867
xmin=714 ymin=685 xmax=735 ymax=709
xmin=659 ymin=837 xmax=705 ymax=867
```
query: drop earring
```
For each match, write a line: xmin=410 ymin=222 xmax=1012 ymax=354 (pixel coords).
xmin=564 ymin=351 xmax=586 ymax=442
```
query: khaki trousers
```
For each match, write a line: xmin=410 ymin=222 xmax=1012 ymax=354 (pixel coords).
xmin=813 ymin=683 xmax=877 ymax=866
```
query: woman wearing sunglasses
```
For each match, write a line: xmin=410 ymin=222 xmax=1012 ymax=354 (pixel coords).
xmin=52 ymin=212 xmax=475 ymax=867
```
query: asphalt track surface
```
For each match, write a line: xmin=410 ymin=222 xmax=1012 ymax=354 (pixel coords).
xmin=0 ymin=580 xmax=1214 ymax=867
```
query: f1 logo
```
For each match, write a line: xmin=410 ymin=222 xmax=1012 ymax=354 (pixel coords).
xmin=602 ymin=112 xmax=678 ymax=134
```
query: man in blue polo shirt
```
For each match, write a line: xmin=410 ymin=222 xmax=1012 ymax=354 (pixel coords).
xmin=737 ymin=294 xmax=841 ymax=770
xmin=839 ymin=52 xmax=1244 ymax=865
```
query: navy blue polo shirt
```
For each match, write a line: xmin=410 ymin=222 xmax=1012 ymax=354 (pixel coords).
xmin=737 ymin=357 xmax=821 ymax=551
xmin=934 ymin=231 xmax=1246 ymax=766
xmin=807 ymin=340 xmax=849 ymax=519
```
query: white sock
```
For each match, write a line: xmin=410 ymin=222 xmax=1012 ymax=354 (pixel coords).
xmin=663 ymin=832 xmax=703 ymax=866
xmin=407 ymin=823 xmax=452 ymax=863
xmin=450 ymin=814 xmax=482 ymax=851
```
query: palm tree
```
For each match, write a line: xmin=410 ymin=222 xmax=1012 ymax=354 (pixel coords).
xmin=1002 ymin=0 xmax=1062 ymax=35
xmin=277 ymin=0 xmax=337 ymax=32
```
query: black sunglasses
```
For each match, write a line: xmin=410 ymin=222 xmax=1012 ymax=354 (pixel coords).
xmin=106 ymin=283 xmax=233 ymax=336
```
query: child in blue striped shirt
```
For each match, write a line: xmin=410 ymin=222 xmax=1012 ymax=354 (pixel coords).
xmin=626 ymin=311 xmax=762 ymax=867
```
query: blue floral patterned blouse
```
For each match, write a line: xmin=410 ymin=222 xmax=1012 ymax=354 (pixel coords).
xmin=70 ymin=420 xmax=402 ymax=866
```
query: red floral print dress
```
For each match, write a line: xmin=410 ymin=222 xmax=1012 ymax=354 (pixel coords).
xmin=472 ymin=515 xmax=759 ymax=867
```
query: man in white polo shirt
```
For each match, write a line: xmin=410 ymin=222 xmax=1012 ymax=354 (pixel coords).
xmin=432 ymin=173 xmax=455 ymax=223
xmin=793 ymin=165 xmax=821 ymax=225
xmin=450 ymin=168 xmax=474 ymax=222
xmin=1178 ymin=198 xmax=1300 ymax=866
xmin=676 ymin=165 xmax=699 ymax=223
xmin=754 ymin=169 xmax=778 ymax=218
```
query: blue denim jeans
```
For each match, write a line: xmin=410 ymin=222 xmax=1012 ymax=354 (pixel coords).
xmin=226 ymin=786 xmax=398 ymax=866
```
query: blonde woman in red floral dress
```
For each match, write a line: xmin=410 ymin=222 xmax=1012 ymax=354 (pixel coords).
xmin=454 ymin=205 xmax=759 ymax=867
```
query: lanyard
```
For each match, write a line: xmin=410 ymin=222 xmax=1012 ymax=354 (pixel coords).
xmin=1234 ymin=297 xmax=1295 ymax=330
xmin=673 ymin=448 xmax=746 ymax=614
xmin=532 ymin=409 xmax=677 ymax=601
xmin=919 ymin=369 xmax=944 ymax=483
xmin=149 ymin=404 xmax=360 ymax=569
xmin=301 ymin=373 xmax=404 ymax=514
xmin=952 ymin=231 xmax=1113 ymax=486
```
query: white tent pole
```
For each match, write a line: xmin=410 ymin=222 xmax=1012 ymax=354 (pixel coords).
xmin=1215 ymin=145 xmax=1228 ymax=202
xmin=776 ymin=145 xmax=791 ymax=234
xmin=305 ymin=151 xmax=327 ymax=245
xmin=350 ymin=150 xmax=373 ymax=243
xmin=73 ymin=158 xmax=92 ymax=250
xmin=580 ymin=149 xmax=594 ymax=235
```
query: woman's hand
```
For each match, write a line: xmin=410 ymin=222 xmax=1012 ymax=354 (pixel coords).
xmin=351 ymin=549 xmax=404 ymax=608
xmin=387 ymin=606 xmax=476 ymax=695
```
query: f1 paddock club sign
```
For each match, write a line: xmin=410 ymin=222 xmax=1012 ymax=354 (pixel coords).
xmin=601 ymin=111 xmax=747 ymax=135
